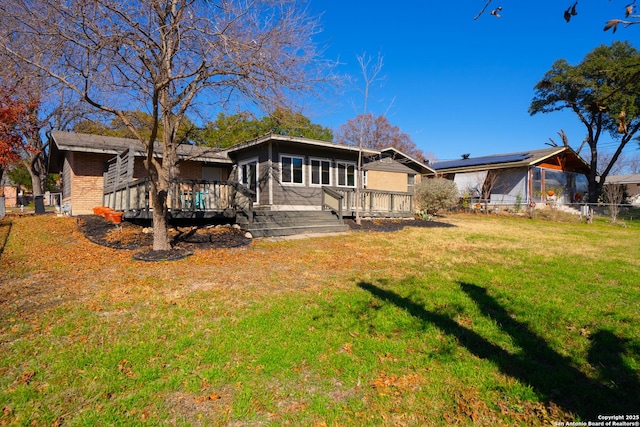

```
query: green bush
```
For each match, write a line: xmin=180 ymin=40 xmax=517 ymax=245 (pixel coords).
xmin=415 ymin=177 xmax=459 ymax=215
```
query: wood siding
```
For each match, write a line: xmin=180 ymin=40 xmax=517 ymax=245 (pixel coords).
xmin=232 ymin=141 xmax=416 ymax=212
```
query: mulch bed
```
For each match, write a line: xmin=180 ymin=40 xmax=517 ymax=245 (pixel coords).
xmin=344 ymin=218 xmax=455 ymax=232
xmin=76 ymin=215 xmax=453 ymax=261
xmin=76 ymin=215 xmax=252 ymax=252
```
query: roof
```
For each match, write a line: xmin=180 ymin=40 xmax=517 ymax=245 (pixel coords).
xmin=222 ymin=133 xmax=436 ymax=175
xmin=429 ymin=147 xmax=590 ymax=174
xmin=48 ymin=131 xmax=231 ymax=166
xmin=379 ymin=147 xmax=436 ymax=174
xmin=48 ymin=131 xmax=437 ymax=177
xmin=605 ymin=173 xmax=640 ymax=184
xmin=221 ymin=132 xmax=380 ymax=156
xmin=363 ymin=157 xmax=417 ymax=174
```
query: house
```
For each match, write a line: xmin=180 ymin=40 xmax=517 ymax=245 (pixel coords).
xmin=1 ymin=182 xmax=19 ymax=208
xmin=222 ymin=134 xmax=433 ymax=213
xmin=604 ymin=174 xmax=640 ymax=205
xmin=48 ymin=131 xmax=434 ymax=235
xmin=428 ymin=147 xmax=590 ymax=206
xmin=48 ymin=131 xmax=233 ymax=216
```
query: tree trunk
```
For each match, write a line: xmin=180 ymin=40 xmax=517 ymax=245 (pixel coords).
xmin=25 ymin=133 xmax=48 ymax=196
xmin=29 ymin=169 xmax=44 ymax=196
xmin=587 ymin=179 xmax=602 ymax=204
xmin=587 ymin=143 xmax=600 ymax=203
xmin=149 ymin=179 xmax=171 ymax=251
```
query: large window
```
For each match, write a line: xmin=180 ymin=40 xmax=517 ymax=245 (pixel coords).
xmin=281 ymin=155 xmax=304 ymax=185
xmin=337 ymin=162 xmax=356 ymax=187
xmin=310 ymin=158 xmax=331 ymax=186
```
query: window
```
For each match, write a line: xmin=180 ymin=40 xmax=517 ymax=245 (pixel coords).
xmin=238 ymin=159 xmax=258 ymax=203
xmin=337 ymin=162 xmax=356 ymax=187
xmin=310 ymin=159 xmax=331 ymax=186
xmin=281 ymin=155 xmax=304 ymax=185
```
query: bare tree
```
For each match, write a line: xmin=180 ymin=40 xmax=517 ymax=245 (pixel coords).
xmin=602 ymin=183 xmax=625 ymax=223
xmin=626 ymin=153 xmax=640 ymax=173
xmin=481 ymin=170 xmax=501 ymax=213
xmin=1 ymin=0 xmax=327 ymax=251
xmin=336 ymin=113 xmax=426 ymax=161
xmin=353 ymin=52 xmax=385 ymax=225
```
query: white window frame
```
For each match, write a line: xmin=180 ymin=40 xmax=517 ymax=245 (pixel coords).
xmin=309 ymin=157 xmax=332 ymax=187
xmin=238 ymin=157 xmax=259 ymax=204
xmin=336 ymin=161 xmax=357 ymax=188
xmin=279 ymin=154 xmax=305 ymax=186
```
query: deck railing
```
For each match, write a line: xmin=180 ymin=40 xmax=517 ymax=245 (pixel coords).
xmin=322 ymin=187 xmax=344 ymax=220
xmin=330 ymin=188 xmax=414 ymax=217
xmin=103 ymin=177 xmax=254 ymax=222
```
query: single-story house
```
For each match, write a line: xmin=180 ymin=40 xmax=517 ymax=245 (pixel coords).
xmin=428 ymin=147 xmax=590 ymax=206
xmin=1 ymin=172 xmax=28 ymax=207
xmin=48 ymin=131 xmax=434 ymax=221
xmin=1 ymin=184 xmax=19 ymax=207
xmin=222 ymin=134 xmax=433 ymax=212
xmin=604 ymin=173 xmax=640 ymax=205
xmin=48 ymin=131 xmax=233 ymax=216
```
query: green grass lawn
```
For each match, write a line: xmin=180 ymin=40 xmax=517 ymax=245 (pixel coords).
xmin=1 ymin=214 xmax=639 ymax=426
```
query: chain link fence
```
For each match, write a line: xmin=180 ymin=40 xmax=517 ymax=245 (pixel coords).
xmin=450 ymin=198 xmax=640 ymax=224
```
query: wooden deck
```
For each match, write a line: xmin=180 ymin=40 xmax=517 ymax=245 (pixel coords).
xmin=101 ymin=147 xmax=253 ymax=221
xmin=102 ymin=147 xmax=414 ymax=224
xmin=323 ymin=187 xmax=414 ymax=219
xmin=103 ymin=177 xmax=253 ymax=220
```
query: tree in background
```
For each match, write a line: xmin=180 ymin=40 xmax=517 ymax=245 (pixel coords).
xmin=0 ymin=52 xmax=90 ymax=200
xmin=195 ymin=112 xmax=263 ymax=149
xmin=336 ymin=113 xmax=428 ymax=161
xmin=529 ymin=41 xmax=640 ymax=203
xmin=263 ymin=108 xmax=334 ymax=142
xmin=414 ymin=177 xmax=459 ymax=216
xmin=5 ymin=162 xmax=58 ymax=193
xmin=1 ymin=0 xmax=328 ymax=252
xmin=0 ymin=86 xmax=35 ymax=189
xmin=74 ymin=111 xmax=200 ymax=145
xmin=196 ymin=108 xmax=333 ymax=148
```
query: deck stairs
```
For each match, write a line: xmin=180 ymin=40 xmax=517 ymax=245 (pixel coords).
xmin=236 ymin=209 xmax=349 ymax=238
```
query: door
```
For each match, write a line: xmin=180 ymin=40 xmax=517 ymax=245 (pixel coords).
xmin=239 ymin=159 xmax=259 ymax=204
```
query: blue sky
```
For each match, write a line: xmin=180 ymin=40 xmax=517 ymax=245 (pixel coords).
xmin=306 ymin=0 xmax=635 ymax=161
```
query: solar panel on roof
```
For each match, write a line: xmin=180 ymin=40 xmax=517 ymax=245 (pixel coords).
xmin=432 ymin=153 xmax=532 ymax=170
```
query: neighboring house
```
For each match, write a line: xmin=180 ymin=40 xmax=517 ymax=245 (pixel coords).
xmin=604 ymin=174 xmax=640 ymax=205
xmin=367 ymin=147 xmax=428 ymax=194
xmin=1 ymin=173 xmax=23 ymax=207
xmin=1 ymin=183 xmax=19 ymax=207
xmin=429 ymin=147 xmax=590 ymax=206
xmin=48 ymin=131 xmax=433 ymax=219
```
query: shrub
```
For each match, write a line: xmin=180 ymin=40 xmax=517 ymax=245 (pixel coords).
xmin=415 ymin=177 xmax=459 ymax=215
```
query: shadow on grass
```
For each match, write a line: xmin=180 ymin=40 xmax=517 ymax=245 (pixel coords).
xmin=358 ymin=281 xmax=640 ymax=420
xmin=0 ymin=220 xmax=12 ymax=257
